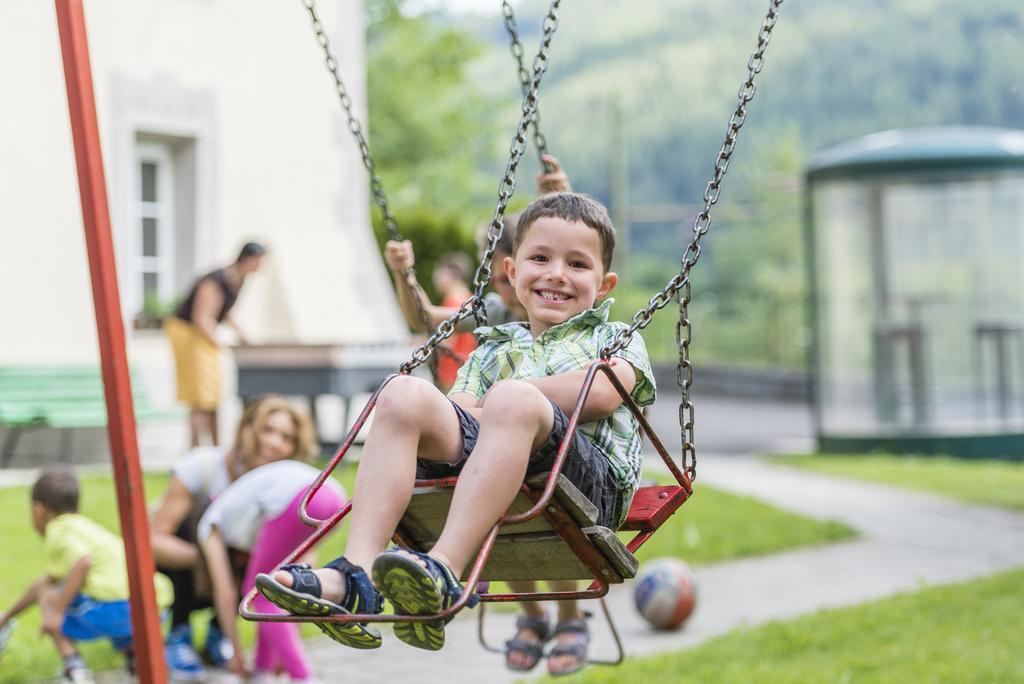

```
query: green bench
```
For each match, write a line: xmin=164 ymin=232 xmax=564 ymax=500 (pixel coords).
xmin=0 ymin=367 xmax=177 ymax=467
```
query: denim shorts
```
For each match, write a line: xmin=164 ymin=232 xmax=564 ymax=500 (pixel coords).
xmin=416 ymin=399 xmax=619 ymax=527
xmin=62 ymin=594 xmax=133 ymax=651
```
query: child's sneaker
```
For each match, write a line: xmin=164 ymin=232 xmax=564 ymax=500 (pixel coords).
xmin=164 ymin=624 xmax=207 ymax=681
xmin=62 ymin=655 xmax=96 ymax=684
xmin=201 ymin=622 xmax=234 ymax=667
xmin=0 ymin=619 xmax=15 ymax=656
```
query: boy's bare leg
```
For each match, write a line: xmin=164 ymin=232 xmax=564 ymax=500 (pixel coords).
xmin=549 ymin=585 xmax=587 ymax=673
xmin=507 ymin=581 xmax=546 ymax=619
xmin=188 ymin=409 xmax=203 ymax=447
xmin=428 ymin=380 xmax=554 ymax=575
xmin=505 ymin=582 xmax=584 ymax=669
xmin=38 ymin=584 xmax=76 ymax=658
xmin=506 ymin=580 xmax=546 ymax=669
xmin=272 ymin=376 xmax=463 ymax=602
xmin=208 ymin=408 xmax=219 ymax=446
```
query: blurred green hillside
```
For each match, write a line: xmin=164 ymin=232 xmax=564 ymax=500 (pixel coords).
xmin=367 ymin=0 xmax=1024 ymax=366
xmin=462 ymin=0 xmax=1024 ymax=203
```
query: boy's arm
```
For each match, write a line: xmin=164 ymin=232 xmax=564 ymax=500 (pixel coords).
xmin=384 ymin=240 xmax=475 ymax=333
xmin=520 ymin=359 xmax=638 ymax=422
xmin=0 ymin=574 xmax=53 ymax=625
xmin=40 ymin=557 xmax=90 ymax=635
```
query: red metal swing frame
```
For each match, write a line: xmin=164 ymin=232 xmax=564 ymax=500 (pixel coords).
xmin=239 ymin=360 xmax=693 ymax=661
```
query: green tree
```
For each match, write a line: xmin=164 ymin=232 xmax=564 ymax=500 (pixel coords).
xmin=367 ymin=0 xmax=504 ymax=218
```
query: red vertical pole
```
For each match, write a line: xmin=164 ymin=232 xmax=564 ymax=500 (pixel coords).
xmin=53 ymin=2 xmax=167 ymax=682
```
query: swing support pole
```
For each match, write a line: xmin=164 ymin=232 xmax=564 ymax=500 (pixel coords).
xmin=54 ymin=1 xmax=167 ymax=681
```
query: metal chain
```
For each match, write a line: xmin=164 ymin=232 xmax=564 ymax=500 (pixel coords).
xmin=502 ymin=0 xmax=550 ymax=170
xmin=600 ymin=0 xmax=784 ymax=481
xmin=402 ymin=0 xmax=562 ymax=373
xmin=302 ymin=0 xmax=443 ymax=375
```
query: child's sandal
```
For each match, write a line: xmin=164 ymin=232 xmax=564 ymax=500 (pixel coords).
xmin=255 ymin=557 xmax=384 ymax=649
xmin=504 ymin=614 xmax=553 ymax=672
xmin=371 ymin=547 xmax=479 ymax=651
xmin=547 ymin=617 xmax=590 ymax=677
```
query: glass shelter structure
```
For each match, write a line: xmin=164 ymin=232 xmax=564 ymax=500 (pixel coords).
xmin=805 ymin=127 xmax=1024 ymax=458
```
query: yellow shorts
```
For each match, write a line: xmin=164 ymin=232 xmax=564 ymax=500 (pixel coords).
xmin=163 ymin=317 xmax=221 ymax=411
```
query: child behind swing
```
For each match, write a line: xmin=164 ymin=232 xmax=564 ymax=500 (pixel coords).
xmin=256 ymin=191 xmax=656 ymax=678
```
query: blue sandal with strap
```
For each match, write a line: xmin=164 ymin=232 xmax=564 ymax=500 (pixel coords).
xmin=255 ymin=556 xmax=383 ymax=649
xmin=371 ymin=547 xmax=479 ymax=651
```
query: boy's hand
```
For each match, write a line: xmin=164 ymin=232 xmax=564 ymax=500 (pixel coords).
xmin=537 ymin=154 xmax=572 ymax=194
xmin=384 ymin=240 xmax=415 ymax=273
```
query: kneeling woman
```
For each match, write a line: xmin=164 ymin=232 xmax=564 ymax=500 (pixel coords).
xmin=149 ymin=396 xmax=317 ymax=678
xmin=198 ymin=457 xmax=344 ymax=681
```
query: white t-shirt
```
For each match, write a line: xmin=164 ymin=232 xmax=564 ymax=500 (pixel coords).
xmin=197 ymin=460 xmax=344 ymax=551
xmin=172 ymin=446 xmax=232 ymax=500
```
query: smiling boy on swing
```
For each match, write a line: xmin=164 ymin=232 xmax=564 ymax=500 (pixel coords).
xmin=256 ymin=192 xmax=655 ymax=674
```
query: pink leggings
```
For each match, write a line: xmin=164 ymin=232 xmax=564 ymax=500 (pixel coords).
xmin=242 ymin=484 xmax=344 ymax=680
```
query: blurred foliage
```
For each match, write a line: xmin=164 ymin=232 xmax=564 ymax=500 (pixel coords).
xmin=366 ymin=0 xmax=506 ymax=218
xmin=370 ymin=0 xmax=1024 ymax=366
xmin=365 ymin=0 xmax=532 ymax=310
xmin=476 ymin=0 xmax=1024 ymax=205
xmin=611 ymin=132 xmax=807 ymax=367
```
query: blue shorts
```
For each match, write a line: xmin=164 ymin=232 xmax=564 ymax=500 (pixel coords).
xmin=62 ymin=594 xmax=133 ymax=651
xmin=416 ymin=399 xmax=620 ymax=527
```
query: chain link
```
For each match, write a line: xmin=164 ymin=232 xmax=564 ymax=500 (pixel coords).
xmin=402 ymin=0 xmax=562 ymax=373
xmin=600 ymin=0 xmax=784 ymax=480
xmin=302 ymin=0 xmax=446 ymax=375
xmin=502 ymin=0 xmax=550 ymax=170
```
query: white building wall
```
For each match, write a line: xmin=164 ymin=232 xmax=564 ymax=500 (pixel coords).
xmin=0 ymin=1 xmax=407 ymax=459
xmin=0 ymin=2 xmax=406 ymax=357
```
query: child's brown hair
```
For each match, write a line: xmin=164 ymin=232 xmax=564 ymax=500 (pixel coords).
xmin=514 ymin=192 xmax=616 ymax=271
xmin=31 ymin=468 xmax=79 ymax=514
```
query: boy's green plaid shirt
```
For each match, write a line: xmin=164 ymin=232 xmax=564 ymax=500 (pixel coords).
xmin=450 ymin=299 xmax=657 ymax=525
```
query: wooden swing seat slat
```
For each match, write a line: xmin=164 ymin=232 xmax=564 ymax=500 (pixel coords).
xmin=398 ymin=472 xmax=638 ymax=583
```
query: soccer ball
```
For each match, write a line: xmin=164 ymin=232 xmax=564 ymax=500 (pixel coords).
xmin=633 ymin=557 xmax=697 ymax=630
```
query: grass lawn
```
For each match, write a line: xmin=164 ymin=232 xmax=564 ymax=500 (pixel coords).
xmin=0 ymin=465 xmax=359 ymax=684
xmin=773 ymin=454 xmax=1024 ymax=511
xmin=0 ymin=464 xmax=852 ymax=682
xmin=629 ymin=481 xmax=854 ymax=566
xmin=548 ymin=566 xmax=1024 ymax=683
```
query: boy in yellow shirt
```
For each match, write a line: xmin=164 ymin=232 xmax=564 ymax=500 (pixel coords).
xmin=0 ymin=468 xmax=173 ymax=683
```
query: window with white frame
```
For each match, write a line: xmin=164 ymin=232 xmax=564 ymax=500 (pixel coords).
xmin=132 ymin=143 xmax=175 ymax=320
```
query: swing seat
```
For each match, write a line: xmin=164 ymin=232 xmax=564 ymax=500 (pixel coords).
xmin=240 ymin=363 xmax=693 ymax=626
xmin=398 ymin=472 xmax=639 ymax=583
xmin=621 ymin=485 xmax=691 ymax=533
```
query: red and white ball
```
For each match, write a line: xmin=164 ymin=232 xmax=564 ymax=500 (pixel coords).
xmin=633 ymin=557 xmax=697 ymax=630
